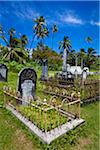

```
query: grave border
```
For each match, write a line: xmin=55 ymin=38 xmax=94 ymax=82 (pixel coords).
xmin=6 ymin=104 xmax=85 ymax=144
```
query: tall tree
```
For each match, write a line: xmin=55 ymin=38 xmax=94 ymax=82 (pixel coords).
xmin=86 ymin=47 xmax=96 ymax=68
xmin=51 ymin=24 xmax=58 ymax=50
xmin=0 ymin=24 xmax=9 ymax=46
xmin=59 ymin=36 xmax=71 ymax=72
xmin=8 ymin=28 xmax=16 ymax=47
xmin=30 ymin=16 xmax=49 ymax=49
xmin=0 ymin=25 xmax=28 ymax=63
xmin=21 ymin=35 xmax=28 ymax=48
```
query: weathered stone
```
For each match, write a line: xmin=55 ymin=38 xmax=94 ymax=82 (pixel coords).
xmin=0 ymin=64 xmax=8 ymax=82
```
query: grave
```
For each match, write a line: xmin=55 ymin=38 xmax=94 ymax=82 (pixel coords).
xmin=0 ymin=64 xmax=8 ymax=82
xmin=18 ymin=68 xmax=37 ymax=104
xmin=40 ymin=59 xmax=48 ymax=80
xmin=3 ymin=86 xmax=85 ymax=144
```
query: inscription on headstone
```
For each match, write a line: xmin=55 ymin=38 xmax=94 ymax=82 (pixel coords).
xmin=0 ymin=64 xmax=8 ymax=82
xmin=18 ymin=68 xmax=37 ymax=104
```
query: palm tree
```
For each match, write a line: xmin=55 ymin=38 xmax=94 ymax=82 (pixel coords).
xmin=86 ymin=47 xmax=96 ymax=68
xmin=59 ymin=36 xmax=71 ymax=72
xmin=0 ymin=25 xmax=28 ymax=63
xmin=0 ymin=24 xmax=9 ymax=46
xmin=86 ymin=36 xmax=93 ymax=44
xmin=8 ymin=28 xmax=16 ymax=47
xmin=51 ymin=24 xmax=58 ymax=50
xmin=21 ymin=35 xmax=28 ymax=48
xmin=30 ymin=16 xmax=49 ymax=49
xmin=79 ymin=48 xmax=86 ymax=69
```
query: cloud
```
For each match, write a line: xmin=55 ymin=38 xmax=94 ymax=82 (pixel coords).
xmin=90 ymin=20 xmax=100 ymax=26
xmin=14 ymin=7 xmax=40 ymax=20
xmin=58 ymin=10 xmax=84 ymax=25
xmin=8 ymin=2 xmax=40 ymax=20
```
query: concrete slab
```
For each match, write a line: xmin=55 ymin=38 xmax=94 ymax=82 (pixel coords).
xmin=6 ymin=105 xmax=85 ymax=144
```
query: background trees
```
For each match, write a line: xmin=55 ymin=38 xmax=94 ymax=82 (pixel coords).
xmin=0 ymin=24 xmax=28 ymax=63
xmin=0 ymin=18 xmax=99 ymax=71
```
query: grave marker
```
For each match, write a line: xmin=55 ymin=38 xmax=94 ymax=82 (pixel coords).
xmin=18 ymin=68 xmax=37 ymax=104
xmin=41 ymin=59 xmax=48 ymax=80
xmin=0 ymin=64 xmax=8 ymax=82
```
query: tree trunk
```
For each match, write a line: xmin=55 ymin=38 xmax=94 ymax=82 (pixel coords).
xmin=81 ymin=58 xmax=83 ymax=69
xmin=62 ymin=48 xmax=67 ymax=72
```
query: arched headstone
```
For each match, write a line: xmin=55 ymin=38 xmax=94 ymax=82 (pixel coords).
xmin=18 ymin=68 xmax=37 ymax=104
xmin=0 ymin=64 xmax=8 ymax=82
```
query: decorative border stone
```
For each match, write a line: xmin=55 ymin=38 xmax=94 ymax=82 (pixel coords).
xmin=6 ymin=105 xmax=85 ymax=144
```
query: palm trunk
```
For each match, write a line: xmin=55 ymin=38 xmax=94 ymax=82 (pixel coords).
xmin=62 ymin=48 xmax=67 ymax=72
xmin=81 ymin=58 xmax=83 ymax=69
xmin=75 ymin=55 xmax=78 ymax=78
xmin=30 ymin=34 xmax=36 ymax=49
xmin=52 ymin=32 xmax=54 ymax=50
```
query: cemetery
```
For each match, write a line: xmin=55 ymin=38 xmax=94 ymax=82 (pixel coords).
xmin=3 ymin=67 xmax=84 ymax=144
xmin=0 ymin=1 xmax=99 ymax=149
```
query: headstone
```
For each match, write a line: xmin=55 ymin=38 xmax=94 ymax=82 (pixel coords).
xmin=41 ymin=59 xmax=48 ymax=80
xmin=82 ymin=70 xmax=87 ymax=80
xmin=18 ymin=68 xmax=37 ymax=104
xmin=74 ymin=69 xmax=78 ymax=79
xmin=0 ymin=64 xmax=8 ymax=82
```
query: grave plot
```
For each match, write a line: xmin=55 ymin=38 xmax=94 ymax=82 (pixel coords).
xmin=3 ymin=86 xmax=84 ymax=144
xmin=81 ymin=79 xmax=99 ymax=104
xmin=42 ymin=78 xmax=99 ymax=104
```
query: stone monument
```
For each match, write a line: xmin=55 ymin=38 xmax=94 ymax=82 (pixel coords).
xmin=0 ymin=64 xmax=8 ymax=82
xmin=41 ymin=59 xmax=48 ymax=80
xmin=18 ymin=68 xmax=37 ymax=105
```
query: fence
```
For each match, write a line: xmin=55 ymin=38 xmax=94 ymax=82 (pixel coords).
xmin=42 ymin=78 xmax=99 ymax=103
xmin=3 ymin=86 xmax=81 ymax=133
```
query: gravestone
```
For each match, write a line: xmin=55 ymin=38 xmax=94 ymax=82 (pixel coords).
xmin=41 ymin=59 xmax=48 ymax=80
xmin=82 ymin=69 xmax=87 ymax=80
xmin=0 ymin=64 xmax=8 ymax=82
xmin=18 ymin=68 xmax=37 ymax=105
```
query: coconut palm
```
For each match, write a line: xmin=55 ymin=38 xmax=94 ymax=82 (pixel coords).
xmin=86 ymin=36 xmax=93 ymax=43
xmin=51 ymin=24 xmax=58 ymax=50
xmin=21 ymin=35 xmax=28 ymax=48
xmin=59 ymin=36 xmax=71 ymax=72
xmin=86 ymin=47 xmax=96 ymax=68
xmin=0 ymin=24 xmax=9 ymax=46
xmin=30 ymin=16 xmax=49 ymax=49
xmin=0 ymin=25 xmax=28 ymax=63
xmin=8 ymin=28 xmax=16 ymax=47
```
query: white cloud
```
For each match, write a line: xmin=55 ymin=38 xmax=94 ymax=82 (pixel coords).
xmin=14 ymin=7 xmax=40 ymax=20
xmin=58 ymin=10 xmax=84 ymax=25
xmin=90 ymin=20 xmax=100 ymax=26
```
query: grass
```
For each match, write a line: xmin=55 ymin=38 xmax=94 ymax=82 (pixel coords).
xmin=0 ymin=71 xmax=99 ymax=150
